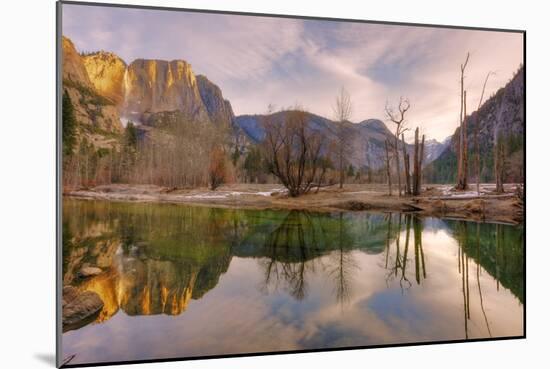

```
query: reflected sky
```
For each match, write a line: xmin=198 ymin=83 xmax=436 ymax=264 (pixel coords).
xmin=62 ymin=200 xmax=524 ymax=365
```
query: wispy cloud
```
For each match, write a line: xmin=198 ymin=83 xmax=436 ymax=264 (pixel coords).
xmin=63 ymin=4 xmax=523 ymax=141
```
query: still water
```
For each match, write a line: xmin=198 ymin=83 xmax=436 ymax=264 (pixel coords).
xmin=62 ymin=199 xmax=524 ymax=365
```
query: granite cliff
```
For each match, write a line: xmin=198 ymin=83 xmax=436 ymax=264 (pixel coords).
xmin=62 ymin=36 xmax=123 ymax=138
xmin=63 ymin=36 xmax=240 ymax=149
xmin=83 ymin=51 xmax=127 ymax=105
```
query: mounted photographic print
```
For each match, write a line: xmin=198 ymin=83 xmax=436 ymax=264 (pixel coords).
xmin=57 ymin=1 xmax=525 ymax=367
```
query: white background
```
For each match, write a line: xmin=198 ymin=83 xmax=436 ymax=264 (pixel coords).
xmin=0 ymin=0 xmax=546 ymax=368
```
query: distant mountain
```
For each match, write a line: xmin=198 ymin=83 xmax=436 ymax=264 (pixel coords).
xmin=235 ymin=113 xmax=448 ymax=171
xmin=425 ymin=66 xmax=524 ymax=183
xmin=424 ymin=137 xmax=451 ymax=163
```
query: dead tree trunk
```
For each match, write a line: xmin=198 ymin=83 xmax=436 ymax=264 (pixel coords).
xmin=457 ymin=90 xmax=469 ymax=190
xmin=394 ymin=135 xmax=402 ymax=196
xmin=474 ymin=113 xmax=480 ymax=194
xmin=333 ymin=87 xmax=353 ymax=190
xmin=494 ymin=134 xmax=505 ymax=193
xmin=419 ymin=134 xmax=425 ymax=193
xmin=385 ymin=139 xmax=393 ymax=196
xmin=474 ymin=72 xmax=495 ymax=194
xmin=456 ymin=53 xmax=470 ymax=190
xmin=402 ymin=134 xmax=411 ymax=195
xmin=385 ymin=97 xmax=410 ymax=198
xmin=365 ymin=139 xmax=372 ymax=183
xmin=412 ymin=129 xmax=425 ymax=196
xmin=413 ymin=128 xmax=419 ymax=195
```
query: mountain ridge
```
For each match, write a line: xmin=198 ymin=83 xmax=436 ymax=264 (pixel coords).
xmin=234 ymin=112 xmax=449 ymax=170
xmin=425 ymin=66 xmax=524 ymax=183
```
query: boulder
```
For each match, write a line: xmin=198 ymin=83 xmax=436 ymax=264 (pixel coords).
xmin=78 ymin=266 xmax=103 ymax=278
xmin=62 ymin=286 xmax=104 ymax=331
xmin=62 ymin=286 xmax=79 ymax=308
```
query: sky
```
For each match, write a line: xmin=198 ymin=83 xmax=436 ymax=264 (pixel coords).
xmin=62 ymin=4 xmax=523 ymax=141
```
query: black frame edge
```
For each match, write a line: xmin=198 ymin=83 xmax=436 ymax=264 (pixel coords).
xmin=56 ymin=1 xmax=63 ymax=368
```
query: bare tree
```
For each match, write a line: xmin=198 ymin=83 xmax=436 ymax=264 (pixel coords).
xmin=365 ymin=139 xmax=372 ymax=183
xmin=412 ymin=127 xmax=425 ymax=196
xmin=474 ymin=72 xmax=495 ymax=194
xmin=333 ymin=87 xmax=353 ymax=189
xmin=401 ymin=133 xmax=411 ymax=195
xmin=419 ymin=133 xmax=425 ymax=192
xmin=384 ymin=140 xmax=393 ymax=196
xmin=456 ymin=53 xmax=470 ymax=190
xmin=209 ymin=146 xmax=227 ymax=190
xmin=262 ymin=107 xmax=327 ymax=197
xmin=385 ymin=97 xmax=411 ymax=196
xmin=494 ymin=132 xmax=506 ymax=193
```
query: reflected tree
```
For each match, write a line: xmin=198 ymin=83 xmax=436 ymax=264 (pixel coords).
xmin=385 ymin=214 xmax=412 ymax=291
xmin=476 ymin=222 xmax=492 ymax=337
xmin=260 ymin=210 xmax=359 ymax=304
xmin=457 ymin=221 xmax=471 ymax=338
xmin=384 ymin=214 xmax=429 ymax=291
xmin=413 ymin=216 xmax=426 ymax=284
xmin=261 ymin=211 xmax=319 ymax=300
xmin=328 ymin=213 xmax=358 ymax=308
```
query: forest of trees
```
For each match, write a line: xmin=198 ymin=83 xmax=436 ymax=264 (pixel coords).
xmin=423 ymin=131 xmax=524 ymax=186
xmin=62 ymin=89 xmax=375 ymax=195
xmin=62 ymin=91 xmax=233 ymax=191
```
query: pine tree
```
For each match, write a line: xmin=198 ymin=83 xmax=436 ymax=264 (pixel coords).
xmin=62 ymin=90 xmax=77 ymax=156
xmin=120 ymin=122 xmax=138 ymax=181
xmin=243 ymin=146 xmax=264 ymax=183
xmin=347 ymin=164 xmax=355 ymax=178
xmin=124 ymin=121 xmax=138 ymax=148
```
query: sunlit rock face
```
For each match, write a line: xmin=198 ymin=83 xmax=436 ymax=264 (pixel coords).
xmin=62 ymin=36 xmax=93 ymax=87
xmin=69 ymin=255 xmax=199 ymax=321
xmin=72 ymin=255 xmax=233 ymax=320
xmin=61 ymin=36 xmax=245 ymax=146
xmin=83 ymin=51 xmax=127 ymax=106
xmin=118 ymin=259 xmax=197 ymax=316
xmin=77 ymin=269 xmax=120 ymax=323
xmin=62 ymin=36 xmax=123 ymax=137
xmin=123 ymin=59 xmax=210 ymax=123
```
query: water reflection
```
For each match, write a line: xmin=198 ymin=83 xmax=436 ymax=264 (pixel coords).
xmin=62 ymin=199 xmax=524 ymax=364
xmin=384 ymin=214 xmax=428 ymax=290
xmin=258 ymin=211 xmax=361 ymax=305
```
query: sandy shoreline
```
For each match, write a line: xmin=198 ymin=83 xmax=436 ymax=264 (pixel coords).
xmin=64 ymin=183 xmax=524 ymax=225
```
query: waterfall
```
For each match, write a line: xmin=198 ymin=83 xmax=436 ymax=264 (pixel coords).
xmin=121 ymin=67 xmax=131 ymax=127
xmin=123 ymin=67 xmax=130 ymax=110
